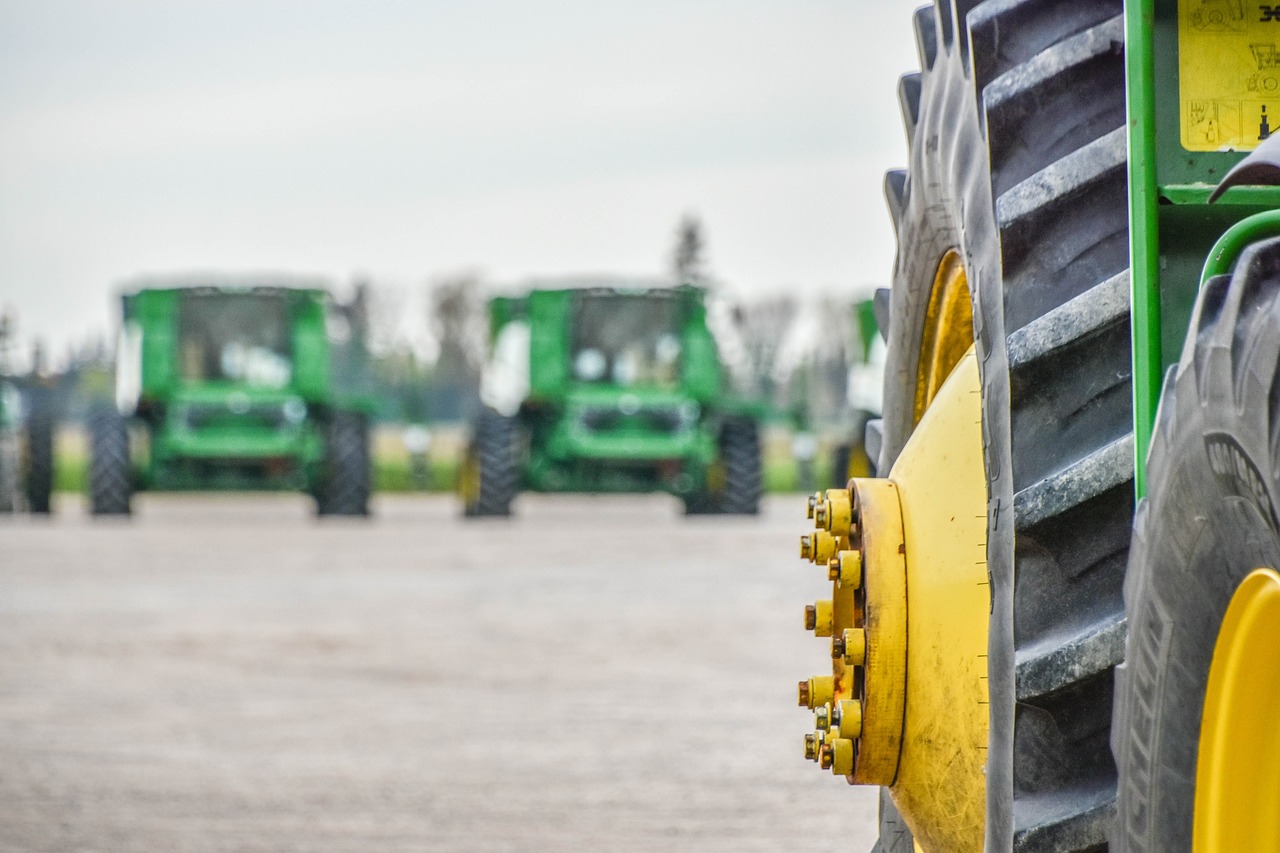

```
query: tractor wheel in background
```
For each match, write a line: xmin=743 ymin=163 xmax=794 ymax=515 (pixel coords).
xmin=461 ymin=407 xmax=519 ymax=518
xmin=1112 ymin=240 xmax=1280 ymax=852
xmin=24 ymin=410 xmax=54 ymax=514
xmin=318 ymin=410 xmax=370 ymax=517
xmin=89 ymin=406 xmax=132 ymax=516
xmin=718 ymin=416 xmax=761 ymax=515
xmin=878 ymin=3 xmax=1131 ymax=849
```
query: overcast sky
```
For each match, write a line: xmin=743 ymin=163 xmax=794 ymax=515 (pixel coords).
xmin=0 ymin=0 xmax=920 ymax=357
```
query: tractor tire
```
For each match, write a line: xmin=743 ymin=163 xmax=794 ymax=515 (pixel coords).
xmin=880 ymin=3 xmax=1131 ymax=850
xmin=1111 ymin=240 xmax=1280 ymax=851
xmin=89 ymin=406 xmax=132 ymax=516
xmin=24 ymin=410 xmax=54 ymax=515
xmin=462 ymin=407 xmax=519 ymax=518
xmin=718 ymin=416 xmax=761 ymax=515
xmin=318 ymin=410 xmax=370 ymax=517
xmin=681 ymin=490 xmax=719 ymax=516
xmin=868 ymin=789 xmax=915 ymax=853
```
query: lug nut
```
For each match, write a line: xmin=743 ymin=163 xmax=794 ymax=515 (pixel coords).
xmin=814 ymin=704 xmax=831 ymax=731
xmin=814 ymin=501 xmax=829 ymax=528
xmin=799 ymin=535 xmax=813 ymax=561
xmin=799 ymin=675 xmax=835 ymax=709
xmin=806 ymin=492 xmax=821 ymax=520
xmin=805 ymin=600 xmax=833 ymax=637
xmin=809 ymin=530 xmax=840 ymax=564
xmin=832 ymin=627 xmax=867 ymax=665
xmin=819 ymin=742 xmax=835 ymax=770
xmin=834 ymin=699 xmax=863 ymax=739
xmin=828 ymin=737 xmax=855 ymax=776
xmin=828 ymin=549 xmax=863 ymax=587
xmin=822 ymin=488 xmax=854 ymax=534
xmin=804 ymin=732 xmax=819 ymax=761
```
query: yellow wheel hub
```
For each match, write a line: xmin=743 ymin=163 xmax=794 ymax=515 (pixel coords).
xmin=799 ymin=348 xmax=988 ymax=852
xmin=1193 ymin=567 xmax=1280 ymax=852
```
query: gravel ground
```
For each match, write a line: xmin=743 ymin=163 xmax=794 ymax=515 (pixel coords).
xmin=0 ymin=494 xmax=877 ymax=852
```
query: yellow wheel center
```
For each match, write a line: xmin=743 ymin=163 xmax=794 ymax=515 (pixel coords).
xmin=1193 ymin=567 xmax=1280 ymax=852
xmin=914 ymin=250 xmax=974 ymax=424
xmin=459 ymin=453 xmax=481 ymax=503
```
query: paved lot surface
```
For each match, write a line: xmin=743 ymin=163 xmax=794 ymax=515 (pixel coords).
xmin=0 ymin=494 xmax=878 ymax=852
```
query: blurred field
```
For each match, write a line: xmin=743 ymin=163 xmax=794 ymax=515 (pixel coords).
xmin=0 ymin=493 xmax=877 ymax=852
xmin=50 ymin=424 xmax=841 ymax=495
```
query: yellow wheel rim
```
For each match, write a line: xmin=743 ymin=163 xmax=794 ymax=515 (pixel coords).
xmin=1193 ymin=567 xmax=1280 ymax=852
xmin=458 ymin=453 xmax=481 ymax=504
xmin=914 ymin=250 xmax=974 ymax=424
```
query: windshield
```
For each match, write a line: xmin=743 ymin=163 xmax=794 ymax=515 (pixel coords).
xmin=178 ymin=292 xmax=292 ymax=388
xmin=570 ymin=293 xmax=682 ymax=389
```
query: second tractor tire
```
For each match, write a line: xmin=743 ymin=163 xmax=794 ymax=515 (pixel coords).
xmin=318 ymin=410 xmax=371 ymax=517
xmin=462 ymin=407 xmax=519 ymax=518
xmin=88 ymin=406 xmax=132 ymax=516
xmin=1111 ymin=239 xmax=1280 ymax=852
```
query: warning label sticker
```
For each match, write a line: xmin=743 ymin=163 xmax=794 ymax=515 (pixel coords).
xmin=1180 ymin=0 xmax=1280 ymax=151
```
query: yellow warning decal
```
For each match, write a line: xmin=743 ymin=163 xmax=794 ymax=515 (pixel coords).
xmin=1180 ymin=0 xmax=1280 ymax=151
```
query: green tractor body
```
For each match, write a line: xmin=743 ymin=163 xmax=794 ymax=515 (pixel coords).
xmin=464 ymin=284 xmax=763 ymax=515
xmin=92 ymin=282 xmax=373 ymax=515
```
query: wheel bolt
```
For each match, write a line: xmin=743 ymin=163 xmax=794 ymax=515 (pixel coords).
xmin=819 ymin=742 xmax=835 ymax=770
xmin=834 ymin=699 xmax=863 ymax=739
xmin=806 ymin=600 xmax=833 ymax=637
xmin=832 ymin=627 xmax=867 ymax=665
xmin=828 ymin=549 xmax=863 ymax=587
xmin=804 ymin=730 xmax=826 ymax=762
xmin=828 ymin=737 xmax=855 ymax=775
xmin=814 ymin=704 xmax=831 ymax=731
xmin=798 ymin=675 xmax=834 ymax=709
xmin=799 ymin=535 xmax=813 ymax=560
xmin=814 ymin=501 xmax=829 ymax=528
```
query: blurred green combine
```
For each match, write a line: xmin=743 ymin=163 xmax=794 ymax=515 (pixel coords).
xmin=461 ymin=283 xmax=765 ymax=516
xmin=90 ymin=279 xmax=374 ymax=516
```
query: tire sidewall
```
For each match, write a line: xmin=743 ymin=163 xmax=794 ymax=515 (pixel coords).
xmin=1117 ymin=306 xmax=1280 ymax=850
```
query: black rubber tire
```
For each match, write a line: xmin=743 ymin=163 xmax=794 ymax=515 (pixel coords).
xmin=24 ymin=411 xmax=54 ymax=515
xmin=879 ymin=3 xmax=1131 ymax=849
xmin=318 ymin=410 xmax=371 ymax=517
xmin=718 ymin=416 xmax=761 ymax=515
xmin=1111 ymin=241 xmax=1280 ymax=852
xmin=869 ymin=788 xmax=915 ymax=853
xmin=462 ymin=407 xmax=519 ymax=518
xmin=89 ymin=406 xmax=132 ymax=516
xmin=681 ymin=490 xmax=719 ymax=516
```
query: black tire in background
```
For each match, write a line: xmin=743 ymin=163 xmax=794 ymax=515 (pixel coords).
xmin=462 ymin=407 xmax=519 ymax=518
xmin=24 ymin=410 xmax=54 ymax=515
xmin=318 ymin=410 xmax=371 ymax=517
xmin=718 ymin=416 xmax=761 ymax=515
xmin=879 ymin=3 xmax=1131 ymax=849
xmin=1112 ymin=241 xmax=1280 ymax=852
xmin=89 ymin=406 xmax=132 ymax=516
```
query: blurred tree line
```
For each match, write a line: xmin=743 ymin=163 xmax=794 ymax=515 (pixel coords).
xmin=2 ymin=215 xmax=878 ymax=431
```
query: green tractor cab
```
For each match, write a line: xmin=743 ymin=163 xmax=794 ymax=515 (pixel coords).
xmin=462 ymin=283 xmax=763 ymax=516
xmin=91 ymin=280 xmax=373 ymax=516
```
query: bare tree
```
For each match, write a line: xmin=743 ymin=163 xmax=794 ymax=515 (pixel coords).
xmin=732 ymin=293 xmax=801 ymax=402
xmin=670 ymin=213 xmax=708 ymax=285
xmin=426 ymin=271 xmax=488 ymax=382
